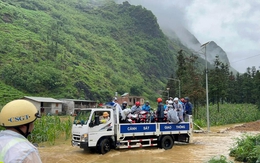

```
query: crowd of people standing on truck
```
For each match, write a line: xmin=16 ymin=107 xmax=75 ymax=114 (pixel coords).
xmin=160 ymin=96 xmax=193 ymax=123
xmin=110 ymin=96 xmax=192 ymax=124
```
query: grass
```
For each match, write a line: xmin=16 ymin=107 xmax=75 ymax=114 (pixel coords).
xmin=194 ymin=103 xmax=260 ymax=127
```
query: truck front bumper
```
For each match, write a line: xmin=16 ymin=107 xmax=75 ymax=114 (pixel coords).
xmin=71 ymin=140 xmax=80 ymax=146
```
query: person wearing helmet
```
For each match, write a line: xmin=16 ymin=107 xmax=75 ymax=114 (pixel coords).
xmin=131 ymin=101 xmax=142 ymax=114
xmin=167 ymin=103 xmax=180 ymax=124
xmin=0 ymin=99 xmax=42 ymax=163
xmin=142 ymin=101 xmax=151 ymax=112
xmin=112 ymin=97 xmax=122 ymax=123
xmin=100 ymin=112 xmax=110 ymax=123
xmin=164 ymin=100 xmax=169 ymax=110
xmin=156 ymin=98 xmax=164 ymax=122
xmin=121 ymin=101 xmax=128 ymax=110
xmin=166 ymin=100 xmax=173 ymax=111
xmin=173 ymin=97 xmax=183 ymax=121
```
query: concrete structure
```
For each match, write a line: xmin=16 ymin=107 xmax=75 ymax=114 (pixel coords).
xmin=22 ymin=96 xmax=63 ymax=115
xmin=59 ymin=99 xmax=97 ymax=115
xmin=117 ymin=93 xmax=144 ymax=107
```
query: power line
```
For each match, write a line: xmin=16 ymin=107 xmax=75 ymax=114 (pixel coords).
xmin=230 ymin=54 xmax=260 ymax=63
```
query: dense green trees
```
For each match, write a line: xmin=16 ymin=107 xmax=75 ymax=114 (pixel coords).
xmin=168 ymin=51 xmax=260 ymax=110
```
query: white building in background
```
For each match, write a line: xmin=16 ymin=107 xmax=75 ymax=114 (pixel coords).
xmin=59 ymin=99 xmax=97 ymax=115
xmin=22 ymin=96 xmax=63 ymax=115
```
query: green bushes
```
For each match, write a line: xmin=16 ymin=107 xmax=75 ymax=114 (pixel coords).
xmin=207 ymin=155 xmax=233 ymax=163
xmin=28 ymin=115 xmax=72 ymax=145
xmin=229 ymin=134 xmax=260 ymax=163
xmin=0 ymin=81 xmax=25 ymax=106
xmin=1 ymin=63 xmax=65 ymax=94
xmin=195 ymin=104 xmax=260 ymax=127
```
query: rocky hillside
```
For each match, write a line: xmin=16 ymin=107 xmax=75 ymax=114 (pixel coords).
xmin=160 ymin=25 xmax=238 ymax=73
xmin=0 ymin=0 xmax=191 ymax=105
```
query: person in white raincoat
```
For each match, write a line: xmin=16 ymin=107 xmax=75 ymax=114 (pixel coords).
xmin=166 ymin=104 xmax=180 ymax=124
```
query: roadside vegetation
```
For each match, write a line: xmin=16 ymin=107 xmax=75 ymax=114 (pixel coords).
xmin=194 ymin=103 xmax=260 ymax=128
xmin=229 ymin=134 xmax=260 ymax=163
xmin=28 ymin=115 xmax=72 ymax=145
xmin=207 ymin=155 xmax=233 ymax=163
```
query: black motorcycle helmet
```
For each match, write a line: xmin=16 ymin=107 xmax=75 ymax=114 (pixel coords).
xmin=122 ymin=101 xmax=127 ymax=106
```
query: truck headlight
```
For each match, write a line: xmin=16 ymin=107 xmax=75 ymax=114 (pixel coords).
xmin=81 ymin=133 xmax=88 ymax=142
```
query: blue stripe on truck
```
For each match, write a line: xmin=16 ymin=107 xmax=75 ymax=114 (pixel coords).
xmin=120 ymin=124 xmax=156 ymax=133
xmin=159 ymin=123 xmax=190 ymax=131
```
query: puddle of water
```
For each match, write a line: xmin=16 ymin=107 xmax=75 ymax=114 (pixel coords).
xmin=38 ymin=125 xmax=245 ymax=163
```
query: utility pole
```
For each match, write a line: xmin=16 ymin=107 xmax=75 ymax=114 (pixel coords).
xmin=166 ymin=88 xmax=170 ymax=99
xmin=201 ymin=41 xmax=211 ymax=132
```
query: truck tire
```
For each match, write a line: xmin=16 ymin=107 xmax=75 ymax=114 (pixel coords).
xmin=98 ymin=138 xmax=111 ymax=154
xmin=161 ymin=136 xmax=174 ymax=150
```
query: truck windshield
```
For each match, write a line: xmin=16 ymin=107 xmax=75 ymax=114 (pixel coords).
xmin=74 ymin=110 xmax=91 ymax=125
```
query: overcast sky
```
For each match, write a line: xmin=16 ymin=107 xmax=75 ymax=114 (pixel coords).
xmin=115 ymin=0 xmax=260 ymax=73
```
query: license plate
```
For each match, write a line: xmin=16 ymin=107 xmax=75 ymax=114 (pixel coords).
xmin=71 ymin=141 xmax=79 ymax=146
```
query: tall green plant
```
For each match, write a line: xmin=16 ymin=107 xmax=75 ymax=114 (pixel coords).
xmin=196 ymin=104 xmax=260 ymax=126
xmin=28 ymin=115 xmax=72 ymax=145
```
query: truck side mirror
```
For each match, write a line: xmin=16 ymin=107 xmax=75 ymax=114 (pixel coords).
xmin=89 ymin=121 xmax=94 ymax=127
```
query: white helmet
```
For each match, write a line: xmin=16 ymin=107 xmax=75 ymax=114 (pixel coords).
xmin=168 ymin=100 xmax=173 ymax=105
xmin=174 ymin=97 xmax=179 ymax=101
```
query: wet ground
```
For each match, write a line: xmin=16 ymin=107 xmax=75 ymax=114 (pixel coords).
xmin=38 ymin=121 xmax=260 ymax=163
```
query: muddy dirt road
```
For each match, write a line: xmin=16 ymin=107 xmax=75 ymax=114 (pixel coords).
xmin=38 ymin=121 xmax=260 ymax=163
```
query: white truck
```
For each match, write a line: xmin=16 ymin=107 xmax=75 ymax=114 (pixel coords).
xmin=71 ymin=107 xmax=193 ymax=154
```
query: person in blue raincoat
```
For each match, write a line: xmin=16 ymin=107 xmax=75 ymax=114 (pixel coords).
xmin=142 ymin=101 xmax=151 ymax=112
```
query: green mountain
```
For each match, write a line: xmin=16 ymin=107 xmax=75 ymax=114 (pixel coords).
xmin=0 ymin=0 xmax=192 ymax=105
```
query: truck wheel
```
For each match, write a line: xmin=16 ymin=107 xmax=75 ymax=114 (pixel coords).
xmin=98 ymin=138 xmax=111 ymax=154
xmin=161 ymin=136 xmax=174 ymax=150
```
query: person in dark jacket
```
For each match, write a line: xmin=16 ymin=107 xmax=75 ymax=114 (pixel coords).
xmin=156 ymin=98 xmax=164 ymax=122
xmin=184 ymin=97 xmax=192 ymax=121
xmin=121 ymin=101 xmax=128 ymax=110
